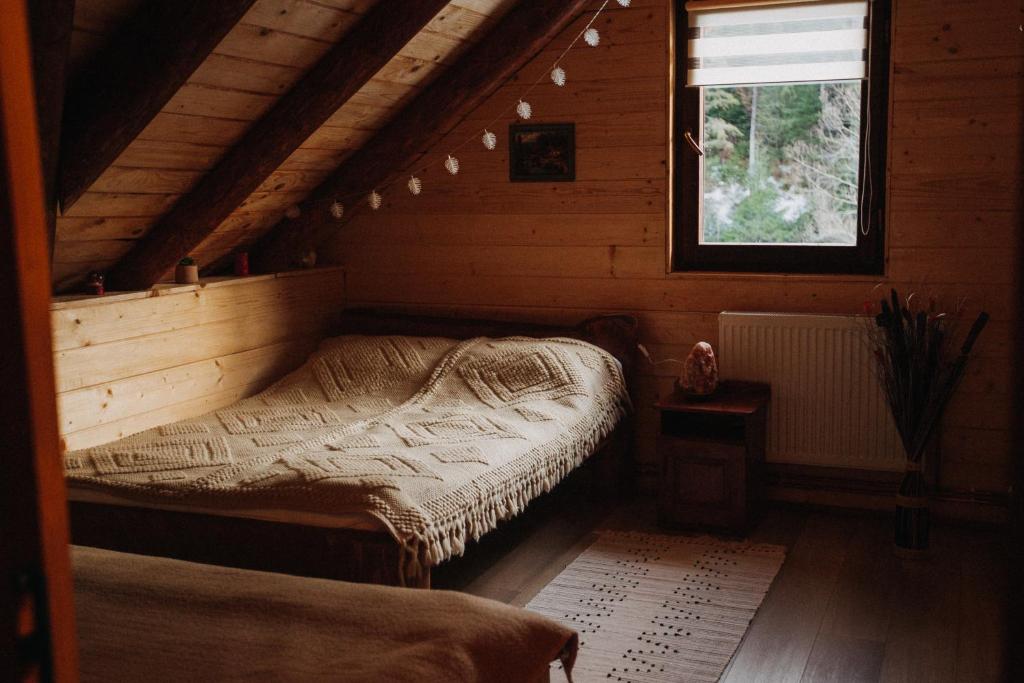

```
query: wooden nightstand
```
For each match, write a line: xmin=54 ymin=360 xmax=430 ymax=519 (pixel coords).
xmin=655 ymin=381 xmax=770 ymax=534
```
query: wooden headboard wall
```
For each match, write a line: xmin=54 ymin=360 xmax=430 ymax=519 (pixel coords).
xmin=338 ymin=308 xmax=640 ymax=382
xmin=53 ymin=282 xmax=636 ymax=452
xmin=52 ymin=268 xmax=344 ymax=451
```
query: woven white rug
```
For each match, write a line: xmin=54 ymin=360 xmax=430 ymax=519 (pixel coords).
xmin=526 ymin=531 xmax=785 ymax=682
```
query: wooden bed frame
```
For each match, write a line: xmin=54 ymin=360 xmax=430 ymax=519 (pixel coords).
xmin=69 ymin=309 xmax=639 ymax=588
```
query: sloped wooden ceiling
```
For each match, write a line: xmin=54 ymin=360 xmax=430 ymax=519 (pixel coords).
xmin=53 ymin=0 xmax=518 ymax=290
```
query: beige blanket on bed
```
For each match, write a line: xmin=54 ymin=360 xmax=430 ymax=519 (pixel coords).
xmin=65 ymin=335 xmax=628 ymax=577
xmin=74 ymin=546 xmax=576 ymax=682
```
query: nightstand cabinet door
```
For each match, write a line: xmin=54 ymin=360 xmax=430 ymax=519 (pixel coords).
xmin=658 ymin=437 xmax=747 ymax=531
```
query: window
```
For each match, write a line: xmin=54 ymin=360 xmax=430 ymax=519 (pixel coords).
xmin=672 ymin=0 xmax=890 ymax=273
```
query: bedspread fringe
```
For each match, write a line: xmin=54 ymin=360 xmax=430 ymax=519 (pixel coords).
xmin=399 ymin=394 xmax=629 ymax=584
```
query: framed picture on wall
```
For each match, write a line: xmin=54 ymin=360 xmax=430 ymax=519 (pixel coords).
xmin=509 ymin=123 xmax=576 ymax=182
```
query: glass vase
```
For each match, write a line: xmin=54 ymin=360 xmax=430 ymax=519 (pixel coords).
xmin=894 ymin=463 xmax=929 ymax=556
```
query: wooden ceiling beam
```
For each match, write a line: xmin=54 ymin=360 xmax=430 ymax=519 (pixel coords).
xmin=27 ymin=0 xmax=75 ymax=260
xmin=106 ymin=0 xmax=451 ymax=291
xmin=252 ymin=0 xmax=594 ymax=274
xmin=58 ymin=0 xmax=258 ymax=211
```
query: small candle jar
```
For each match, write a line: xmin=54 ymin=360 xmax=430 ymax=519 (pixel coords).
xmin=86 ymin=271 xmax=105 ymax=296
xmin=234 ymin=251 xmax=250 ymax=276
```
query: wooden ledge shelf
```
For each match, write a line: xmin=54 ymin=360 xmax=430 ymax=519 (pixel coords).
xmin=50 ymin=266 xmax=345 ymax=310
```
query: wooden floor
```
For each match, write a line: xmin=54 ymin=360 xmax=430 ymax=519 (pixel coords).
xmin=433 ymin=490 xmax=1011 ymax=683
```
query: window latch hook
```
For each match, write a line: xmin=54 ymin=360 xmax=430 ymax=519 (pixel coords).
xmin=684 ymin=129 xmax=704 ymax=156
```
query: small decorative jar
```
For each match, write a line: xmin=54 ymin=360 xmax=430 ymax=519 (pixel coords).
xmin=86 ymin=271 xmax=105 ymax=296
xmin=175 ymin=257 xmax=199 ymax=284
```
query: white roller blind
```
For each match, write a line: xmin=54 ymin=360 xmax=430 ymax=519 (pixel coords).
xmin=686 ymin=0 xmax=869 ymax=87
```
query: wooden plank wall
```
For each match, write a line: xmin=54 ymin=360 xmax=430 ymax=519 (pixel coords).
xmin=53 ymin=0 xmax=517 ymax=290
xmin=328 ymin=0 xmax=1023 ymax=498
xmin=51 ymin=267 xmax=344 ymax=451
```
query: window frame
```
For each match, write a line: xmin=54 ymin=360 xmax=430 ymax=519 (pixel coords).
xmin=671 ymin=0 xmax=891 ymax=275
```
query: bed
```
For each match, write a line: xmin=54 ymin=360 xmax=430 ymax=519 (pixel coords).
xmin=74 ymin=545 xmax=577 ymax=682
xmin=66 ymin=309 xmax=637 ymax=587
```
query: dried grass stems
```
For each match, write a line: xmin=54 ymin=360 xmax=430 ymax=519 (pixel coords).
xmin=867 ymin=288 xmax=989 ymax=464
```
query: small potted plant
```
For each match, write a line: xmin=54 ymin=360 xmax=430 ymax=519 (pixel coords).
xmin=175 ymin=257 xmax=199 ymax=284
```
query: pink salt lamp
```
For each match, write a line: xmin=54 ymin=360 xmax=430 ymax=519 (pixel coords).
xmin=677 ymin=341 xmax=719 ymax=397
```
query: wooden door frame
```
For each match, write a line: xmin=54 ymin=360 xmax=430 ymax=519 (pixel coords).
xmin=1012 ymin=149 xmax=1024 ymax=682
xmin=0 ymin=1 xmax=79 ymax=680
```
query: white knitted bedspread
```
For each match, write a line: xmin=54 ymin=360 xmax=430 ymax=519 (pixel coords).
xmin=64 ymin=335 xmax=629 ymax=575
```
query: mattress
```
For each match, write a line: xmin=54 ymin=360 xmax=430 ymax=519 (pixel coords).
xmin=67 ymin=486 xmax=385 ymax=531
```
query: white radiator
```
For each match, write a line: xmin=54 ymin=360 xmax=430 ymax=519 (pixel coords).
xmin=718 ymin=312 xmax=902 ymax=471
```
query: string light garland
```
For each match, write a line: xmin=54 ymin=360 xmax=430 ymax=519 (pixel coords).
xmin=315 ymin=0 xmax=625 ymax=220
xmin=515 ymin=99 xmax=533 ymax=120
